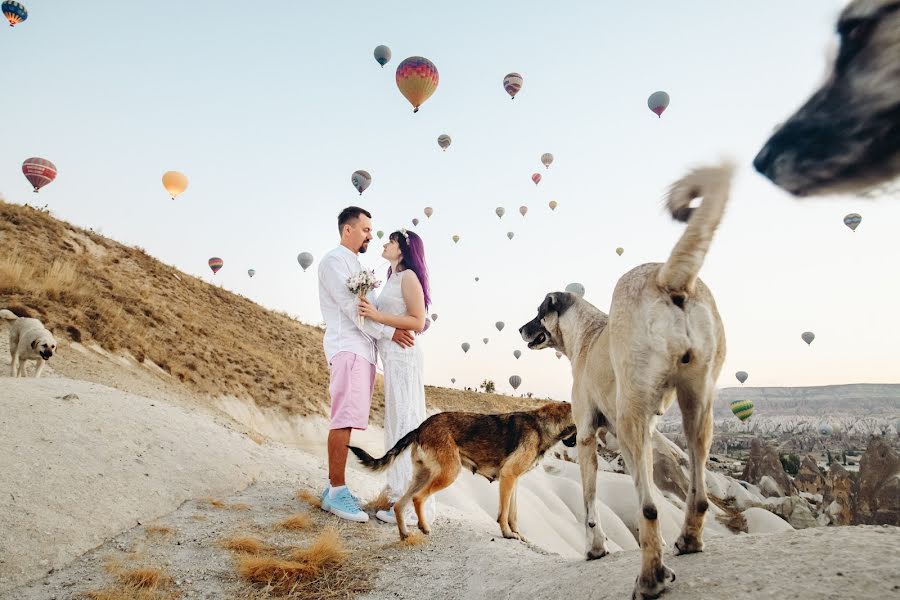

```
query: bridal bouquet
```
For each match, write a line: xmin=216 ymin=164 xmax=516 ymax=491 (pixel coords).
xmin=347 ymin=269 xmax=381 ymax=329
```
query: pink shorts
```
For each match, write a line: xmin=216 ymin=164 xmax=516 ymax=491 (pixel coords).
xmin=328 ymin=352 xmax=376 ymax=430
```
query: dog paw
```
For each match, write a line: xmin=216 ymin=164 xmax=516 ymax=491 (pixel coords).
xmin=417 ymin=525 xmax=431 ymax=535
xmin=501 ymin=530 xmax=523 ymax=541
xmin=586 ymin=547 xmax=608 ymax=561
xmin=631 ymin=565 xmax=675 ymax=599
xmin=673 ymin=534 xmax=703 ymax=555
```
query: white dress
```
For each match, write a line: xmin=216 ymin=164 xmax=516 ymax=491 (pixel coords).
xmin=376 ymin=271 xmax=436 ymax=521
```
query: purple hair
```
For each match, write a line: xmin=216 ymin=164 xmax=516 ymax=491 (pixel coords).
xmin=388 ymin=230 xmax=432 ymax=309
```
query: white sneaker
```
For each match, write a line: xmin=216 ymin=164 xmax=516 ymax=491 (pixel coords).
xmin=376 ymin=504 xmax=417 ymax=525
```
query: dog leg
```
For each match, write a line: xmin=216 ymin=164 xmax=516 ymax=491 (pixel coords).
xmin=577 ymin=428 xmax=608 ymax=559
xmin=619 ymin=399 xmax=674 ymax=600
xmin=10 ymin=351 xmax=19 ymax=377
xmin=674 ymin=380 xmax=714 ymax=555
xmin=395 ymin=464 xmax=432 ymax=540
xmin=508 ymin=485 xmax=521 ymax=536
xmin=415 ymin=461 xmax=457 ymax=535
xmin=33 ymin=360 xmax=45 ymax=379
xmin=496 ymin=474 xmax=524 ymax=541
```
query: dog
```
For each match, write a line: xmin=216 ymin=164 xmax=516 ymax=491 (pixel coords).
xmin=754 ymin=0 xmax=900 ymax=196
xmin=1 ymin=309 xmax=57 ymax=378
xmin=348 ymin=401 xmax=576 ymax=541
xmin=520 ymin=163 xmax=733 ymax=599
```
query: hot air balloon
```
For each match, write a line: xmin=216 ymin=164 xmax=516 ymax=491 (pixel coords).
xmin=513 ymin=350 xmax=522 ymax=359
xmin=297 ymin=252 xmax=314 ymax=272
xmin=541 ymin=153 xmax=554 ymax=169
xmin=431 ymin=313 xmax=438 ymax=322
xmin=495 ymin=207 xmax=505 ymax=219
xmin=396 ymin=56 xmax=439 ymax=113
xmin=376 ymin=230 xmax=384 ymax=239
xmin=351 ymin=170 xmax=371 ymax=195
xmin=507 ymin=232 xmax=515 ymax=240
xmin=818 ymin=422 xmax=834 ymax=436
xmin=548 ymin=200 xmax=558 ymax=211
xmin=451 ymin=377 xmax=456 ymax=384
xmin=437 ymin=135 xmax=451 ymax=151
xmin=424 ymin=207 xmax=434 ymax=218
xmin=483 ymin=338 xmax=489 ymax=345
xmin=247 ymin=269 xmax=256 ymax=278
xmin=843 ymin=213 xmax=862 ymax=231
xmin=509 ymin=375 xmax=522 ymax=390
xmin=22 ymin=158 xmax=57 ymax=193
xmin=474 ymin=276 xmax=479 ymax=282
xmin=2 ymin=1 xmax=27 ymax=27
xmin=532 ymin=173 xmax=542 ymax=185
xmin=801 ymin=331 xmax=815 ymax=346
xmin=412 ymin=218 xmax=419 ymax=226
xmin=373 ymin=45 xmax=391 ymax=68
xmin=730 ymin=400 xmax=754 ymax=422
xmin=616 ymin=247 xmax=624 ymax=256
xmin=519 ymin=205 xmax=528 ymax=217
xmin=565 ymin=282 xmax=585 ymax=297
xmin=461 ymin=342 xmax=470 ymax=353
xmin=503 ymin=72 xmax=523 ymax=99
xmin=208 ymin=257 xmax=224 ymax=275
xmin=648 ymin=91 xmax=670 ymax=118
xmin=161 ymin=170 xmax=188 ymax=200
xmin=735 ymin=371 xmax=749 ymax=384
xmin=555 ymin=351 xmax=563 ymax=359
xmin=495 ymin=321 xmax=505 ymax=332
xmin=452 ymin=235 xmax=460 ymax=244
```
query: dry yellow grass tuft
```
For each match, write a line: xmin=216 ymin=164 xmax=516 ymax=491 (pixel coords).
xmin=401 ymin=532 xmax=428 ymax=547
xmin=295 ymin=489 xmax=321 ymax=509
xmin=237 ymin=555 xmax=316 ymax=595
xmin=362 ymin=489 xmax=392 ymax=513
xmin=288 ymin=528 xmax=349 ymax=569
xmin=206 ymin=498 xmax=226 ymax=508
xmin=118 ymin=568 xmax=170 ymax=589
xmin=144 ymin=525 xmax=173 ymax=537
xmin=87 ymin=566 xmax=175 ymax=600
xmin=222 ymin=535 xmax=272 ymax=554
xmin=278 ymin=513 xmax=312 ymax=531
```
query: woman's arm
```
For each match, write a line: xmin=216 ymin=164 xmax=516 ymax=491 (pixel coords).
xmin=358 ymin=271 xmax=427 ymax=332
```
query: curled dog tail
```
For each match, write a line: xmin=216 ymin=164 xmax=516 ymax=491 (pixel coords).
xmin=0 ymin=309 xmax=19 ymax=322
xmin=348 ymin=428 xmax=418 ymax=472
xmin=657 ymin=162 xmax=735 ymax=294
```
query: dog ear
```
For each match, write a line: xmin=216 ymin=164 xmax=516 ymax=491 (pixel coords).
xmin=31 ymin=339 xmax=38 ymax=350
xmin=539 ymin=293 xmax=558 ymax=317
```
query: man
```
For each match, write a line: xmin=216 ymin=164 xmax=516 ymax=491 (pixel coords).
xmin=317 ymin=206 xmax=415 ymax=522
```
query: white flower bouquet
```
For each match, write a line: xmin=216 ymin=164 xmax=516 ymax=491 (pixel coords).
xmin=347 ymin=269 xmax=382 ymax=329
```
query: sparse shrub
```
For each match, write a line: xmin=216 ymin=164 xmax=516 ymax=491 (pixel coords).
xmin=779 ymin=453 xmax=801 ymax=475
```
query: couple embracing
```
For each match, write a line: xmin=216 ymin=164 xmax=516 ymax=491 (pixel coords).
xmin=317 ymin=206 xmax=436 ymax=525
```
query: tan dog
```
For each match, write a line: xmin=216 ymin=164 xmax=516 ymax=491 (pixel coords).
xmin=754 ymin=0 xmax=900 ymax=196
xmin=349 ymin=401 xmax=576 ymax=541
xmin=1 ymin=309 xmax=57 ymax=378
xmin=520 ymin=164 xmax=733 ymax=599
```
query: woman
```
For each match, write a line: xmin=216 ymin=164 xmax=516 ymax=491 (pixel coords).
xmin=357 ymin=229 xmax=436 ymax=525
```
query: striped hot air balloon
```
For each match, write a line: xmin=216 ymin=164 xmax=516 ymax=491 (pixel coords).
xmin=22 ymin=157 xmax=57 ymax=193
xmin=730 ymin=400 xmax=754 ymax=422
xmin=843 ymin=213 xmax=862 ymax=231
xmin=437 ymin=134 xmax=451 ymax=151
xmin=541 ymin=153 xmax=553 ymax=169
xmin=396 ymin=56 xmax=439 ymax=113
xmin=208 ymin=257 xmax=224 ymax=275
xmin=2 ymin=1 xmax=27 ymax=27
xmin=509 ymin=375 xmax=522 ymax=390
xmin=503 ymin=72 xmax=523 ymax=99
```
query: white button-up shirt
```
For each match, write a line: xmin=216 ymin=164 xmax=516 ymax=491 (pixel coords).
xmin=318 ymin=245 xmax=396 ymax=365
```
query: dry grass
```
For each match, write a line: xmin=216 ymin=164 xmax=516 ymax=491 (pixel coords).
xmin=401 ymin=532 xmax=428 ymax=547
xmin=223 ymin=535 xmax=272 ymax=554
xmin=0 ymin=199 xmax=550 ymax=419
xmin=87 ymin=567 xmax=175 ymax=600
xmin=143 ymin=525 xmax=173 ymax=537
xmin=206 ymin=498 xmax=227 ymax=508
xmin=287 ymin=528 xmax=349 ymax=568
xmin=295 ymin=489 xmax=321 ymax=509
xmin=278 ymin=513 xmax=312 ymax=531
xmin=361 ymin=489 xmax=392 ymax=513
xmin=191 ymin=514 xmax=207 ymax=521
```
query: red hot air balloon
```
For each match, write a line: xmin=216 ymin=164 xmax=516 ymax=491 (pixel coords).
xmin=531 ymin=173 xmax=541 ymax=186
xmin=208 ymin=257 xmax=224 ymax=274
xmin=22 ymin=157 xmax=57 ymax=193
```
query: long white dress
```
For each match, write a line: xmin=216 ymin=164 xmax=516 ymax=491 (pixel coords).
xmin=376 ymin=271 xmax=436 ymax=521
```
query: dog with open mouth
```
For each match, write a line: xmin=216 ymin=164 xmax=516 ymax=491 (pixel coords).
xmin=1 ymin=309 xmax=57 ymax=378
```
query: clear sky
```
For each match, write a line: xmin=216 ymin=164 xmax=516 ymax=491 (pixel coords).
xmin=2 ymin=1 xmax=898 ymax=401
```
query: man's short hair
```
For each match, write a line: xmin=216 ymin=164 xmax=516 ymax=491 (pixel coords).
xmin=338 ymin=206 xmax=372 ymax=233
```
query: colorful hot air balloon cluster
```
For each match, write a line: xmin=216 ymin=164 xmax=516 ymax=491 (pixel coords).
xmin=396 ymin=56 xmax=439 ymax=113
xmin=2 ymin=1 xmax=27 ymax=27
xmin=21 ymin=157 xmax=56 ymax=193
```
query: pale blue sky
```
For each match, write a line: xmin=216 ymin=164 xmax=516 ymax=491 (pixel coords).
xmin=3 ymin=1 xmax=898 ymax=400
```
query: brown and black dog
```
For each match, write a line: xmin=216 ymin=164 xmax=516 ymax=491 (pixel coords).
xmin=349 ymin=401 xmax=576 ymax=541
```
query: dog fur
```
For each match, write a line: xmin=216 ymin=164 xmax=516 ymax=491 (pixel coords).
xmin=519 ymin=164 xmax=733 ymax=599
xmin=754 ymin=0 xmax=900 ymax=196
xmin=1 ymin=309 xmax=57 ymax=378
xmin=348 ymin=401 xmax=576 ymax=541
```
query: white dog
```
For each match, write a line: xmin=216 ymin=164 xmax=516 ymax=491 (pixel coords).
xmin=0 ymin=309 xmax=57 ymax=378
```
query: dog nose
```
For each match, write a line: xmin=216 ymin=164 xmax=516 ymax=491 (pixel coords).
xmin=753 ymin=143 xmax=776 ymax=178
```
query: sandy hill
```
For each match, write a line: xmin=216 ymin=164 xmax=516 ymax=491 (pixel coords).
xmin=0 ymin=200 xmax=539 ymax=420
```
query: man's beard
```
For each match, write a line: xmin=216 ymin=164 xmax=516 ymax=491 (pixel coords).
xmin=358 ymin=241 xmax=369 ymax=253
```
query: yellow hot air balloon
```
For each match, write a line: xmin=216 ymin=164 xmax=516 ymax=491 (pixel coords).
xmin=162 ymin=171 xmax=188 ymax=200
xmin=396 ymin=56 xmax=439 ymax=113
xmin=452 ymin=235 xmax=460 ymax=244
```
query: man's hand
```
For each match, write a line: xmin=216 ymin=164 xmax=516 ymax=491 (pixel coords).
xmin=392 ymin=329 xmax=415 ymax=348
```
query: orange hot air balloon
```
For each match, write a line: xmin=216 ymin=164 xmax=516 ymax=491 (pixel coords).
xmin=396 ymin=56 xmax=439 ymax=113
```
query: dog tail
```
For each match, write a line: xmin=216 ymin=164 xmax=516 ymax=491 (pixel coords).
xmin=348 ymin=428 xmax=418 ymax=472
xmin=0 ymin=309 xmax=18 ymax=322
xmin=656 ymin=162 xmax=735 ymax=293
